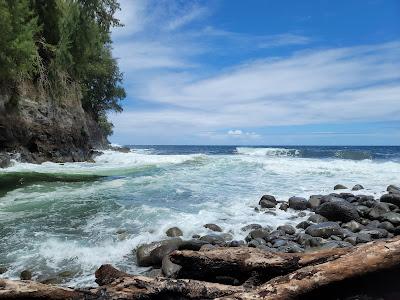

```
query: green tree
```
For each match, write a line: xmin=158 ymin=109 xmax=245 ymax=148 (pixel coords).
xmin=0 ymin=0 xmax=39 ymax=82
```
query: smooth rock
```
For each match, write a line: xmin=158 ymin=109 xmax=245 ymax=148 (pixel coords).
xmin=277 ymin=225 xmax=296 ymax=235
xmin=241 ymin=224 xmax=262 ymax=231
xmin=352 ymin=184 xmax=364 ymax=191
xmin=288 ymin=196 xmax=309 ymax=210
xmin=0 ymin=266 xmax=7 ymax=274
xmin=342 ymin=220 xmax=363 ymax=233
xmin=199 ymin=244 xmax=217 ymax=251
xmin=356 ymin=233 xmax=372 ymax=243
xmin=316 ymin=200 xmax=360 ymax=222
xmin=387 ymin=185 xmax=400 ymax=194
xmin=204 ymin=223 xmax=223 ymax=232
xmin=259 ymin=199 xmax=276 ymax=208
xmin=279 ymin=203 xmax=289 ymax=211
xmin=305 ymin=222 xmax=342 ymax=238
xmin=381 ymin=193 xmax=400 ymax=207
xmin=368 ymin=203 xmax=391 ymax=220
xmin=20 ymin=270 xmax=32 ymax=280
xmin=344 ymin=236 xmax=357 ymax=245
xmin=356 ymin=205 xmax=370 ymax=217
xmin=145 ymin=268 xmax=162 ymax=278
xmin=162 ymin=255 xmax=181 ymax=278
xmin=381 ymin=212 xmax=400 ymax=225
xmin=150 ymin=243 xmax=180 ymax=267
xmin=259 ymin=194 xmax=277 ymax=203
xmin=0 ymin=154 xmax=11 ymax=168
xmin=308 ymin=214 xmax=328 ymax=223
xmin=308 ymin=195 xmax=323 ymax=209
xmin=245 ymin=229 xmax=270 ymax=242
xmin=136 ymin=238 xmax=182 ymax=267
xmin=166 ymin=227 xmax=183 ymax=237
xmin=296 ymin=221 xmax=312 ymax=229
xmin=378 ymin=221 xmax=395 ymax=232
xmin=334 ymin=184 xmax=348 ymax=190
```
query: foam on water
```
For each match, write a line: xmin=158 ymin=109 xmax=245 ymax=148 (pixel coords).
xmin=0 ymin=147 xmax=399 ymax=287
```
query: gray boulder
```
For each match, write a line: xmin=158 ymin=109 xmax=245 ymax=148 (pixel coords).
xmin=20 ymin=270 xmax=32 ymax=280
xmin=368 ymin=203 xmax=391 ymax=220
xmin=352 ymin=184 xmax=364 ymax=191
xmin=342 ymin=220 xmax=363 ymax=233
xmin=316 ymin=199 xmax=360 ymax=222
xmin=166 ymin=227 xmax=183 ymax=237
xmin=259 ymin=199 xmax=276 ymax=208
xmin=277 ymin=224 xmax=296 ymax=235
xmin=288 ymin=196 xmax=309 ymax=210
xmin=279 ymin=203 xmax=289 ymax=211
xmin=334 ymin=184 xmax=348 ymax=190
xmin=259 ymin=194 xmax=277 ymax=203
xmin=307 ymin=214 xmax=328 ymax=224
xmin=305 ymin=222 xmax=342 ymax=238
xmin=381 ymin=193 xmax=400 ymax=207
xmin=162 ymin=255 xmax=181 ymax=278
xmin=136 ymin=238 xmax=182 ymax=267
xmin=204 ymin=223 xmax=223 ymax=232
xmin=387 ymin=185 xmax=400 ymax=194
xmin=241 ymin=224 xmax=262 ymax=231
xmin=308 ymin=195 xmax=323 ymax=209
xmin=381 ymin=212 xmax=400 ymax=225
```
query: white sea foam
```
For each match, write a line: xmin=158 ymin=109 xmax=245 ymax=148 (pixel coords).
xmin=0 ymin=147 xmax=399 ymax=287
xmin=236 ymin=147 xmax=300 ymax=157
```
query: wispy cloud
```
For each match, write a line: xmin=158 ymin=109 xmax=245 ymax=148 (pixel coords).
xmin=110 ymin=1 xmax=400 ymax=145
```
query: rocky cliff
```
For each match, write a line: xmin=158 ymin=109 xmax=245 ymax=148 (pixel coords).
xmin=0 ymin=82 xmax=109 ymax=164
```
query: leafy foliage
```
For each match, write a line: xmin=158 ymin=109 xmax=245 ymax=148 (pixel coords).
xmin=0 ymin=0 xmax=125 ymax=135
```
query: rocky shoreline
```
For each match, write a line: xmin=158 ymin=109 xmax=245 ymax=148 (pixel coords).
xmin=1 ymin=184 xmax=400 ymax=299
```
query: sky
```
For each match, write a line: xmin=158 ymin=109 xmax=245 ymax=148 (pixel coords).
xmin=109 ymin=0 xmax=400 ymax=145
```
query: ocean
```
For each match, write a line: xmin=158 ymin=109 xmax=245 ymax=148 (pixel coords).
xmin=0 ymin=145 xmax=399 ymax=286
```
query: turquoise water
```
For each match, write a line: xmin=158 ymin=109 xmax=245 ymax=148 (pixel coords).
xmin=0 ymin=146 xmax=399 ymax=286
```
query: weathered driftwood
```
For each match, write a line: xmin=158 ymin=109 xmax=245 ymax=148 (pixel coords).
xmin=223 ymin=236 xmax=400 ymax=299
xmin=170 ymin=246 xmax=349 ymax=284
xmin=0 ymin=278 xmax=85 ymax=299
xmin=2 ymin=237 xmax=400 ymax=299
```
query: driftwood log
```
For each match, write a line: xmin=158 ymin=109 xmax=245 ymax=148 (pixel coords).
xmin=2 ymin=237 xmax=400 ymax=299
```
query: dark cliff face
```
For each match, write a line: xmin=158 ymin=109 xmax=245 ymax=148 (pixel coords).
xmin=0 ymin=83 xmax=109 ymax=163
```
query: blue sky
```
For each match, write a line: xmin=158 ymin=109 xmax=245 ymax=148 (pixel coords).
xmin=110 ymin=0 xmax=400 ymax=145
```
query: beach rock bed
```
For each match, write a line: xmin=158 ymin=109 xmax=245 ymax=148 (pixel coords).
xmin=134 ymin=184 xmax=400 ymax=279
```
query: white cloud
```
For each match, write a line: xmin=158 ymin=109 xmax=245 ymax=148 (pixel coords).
xmin=109 ymin=1 xmax=400 ymax=144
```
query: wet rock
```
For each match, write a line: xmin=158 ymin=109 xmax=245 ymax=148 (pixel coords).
xmin=356 ymin=205 xmax=370 ymax=217
xmin=378 ymin=221 xmax=395 ymax=232
xmin=368 ymin=203 xmax=391 ymax=220
xmin=356 ymin=233 xmax=372 ymax=243
xmin=305 ymin=222 xmax=342 ymax=238
xmin=229 ymin=240 xmax=244 ymax=247
xmin=20 ymin=270 xmax=32 ymax=280
xmin=334 ymin=184 xmax=348 ymax=190
xmin=136 ymin=238 xmax=182 ymax=267
xmin=245 ymin=229 xmax=270 ymax=242
xmin=308 ymin=195 xmax=323 ymax=209
xmin=259 ymin=199 xmax=276 ymax=208
xmin=297 ymin=212 xmax=307 ymax=217
xmin=277 ymin=225 xmax=296 ymax=235
xmin=387 ymin=185 xmax=400 ymax=194
xmin=192 ymin=234 xmax=200 ymax=239
xmin=277 ymin=242 xmax=304 ymax=253
xmin=330 ymin=235 xmax=342 ymax=241
xmin=307 ymin=214 xmax=328 ymax=224
xmin=365 ymin=220 xmax=381 ymax=229
xmin=0 ymin=154 xmax=11 ymax=168
xmin=360 ymin=228 xmax=388 ymax=239
xmin=200 ymin=233 xmax=231 ymax=244
xmin=259 ymin=194 xmax=277 ymax=203
xmin=352 ymin=184 xmax=364 ymax=191
xmin=288 ymin=196 xmax=309 ymax=210
xmin=342 ymin=220 xmax=363 ymax=233
xmin=339 ymin=193 xmax=355 ymax=200
xmin=381 ymin=193 xmax=400 ymax=207
xmin=279 ymin=203 xmax=289 ymax=211
xmin=150 ymin=243 xmax=181 ymax=267
xmin=344 ymin=236 xmax=357 ymax=245
xmin=166 ymin=227 xmax=183 ymax=237
xmin=0 ymin=266 xmax=7 ymax=274
xmin=241 ymin=224 xmax=262 ymax=231
xmin=204 ymin=223 xmax=223 ymax=232
xmin=162 ymin=255 xmax=181 ymax=278
xmin=199 ymin=244 xmax=218 ymax=252
xmin=296 ymin=221 xmax=312 ymax=229
xmin=264 ymin=230 xmax=287 ymax=242
xmin=381 ymin=212 xmax=400 ymax=225
xmin=316 ymin=199 xmax=360 ymax=222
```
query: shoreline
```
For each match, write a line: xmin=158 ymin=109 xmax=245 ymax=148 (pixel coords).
xmin=1 ymin=184 xmax=400 ymax=298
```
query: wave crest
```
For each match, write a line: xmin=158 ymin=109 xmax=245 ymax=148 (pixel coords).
xmin=236 ymin=147 xmax=300 ymax=157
